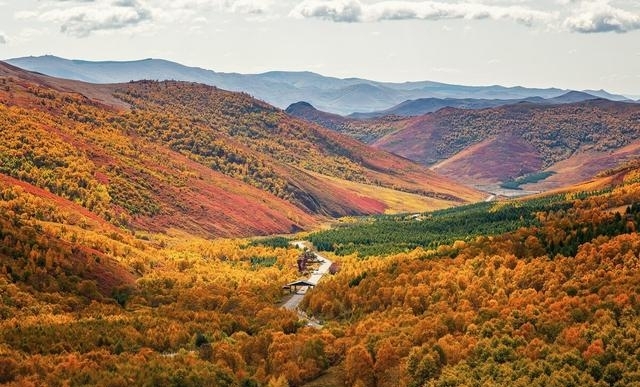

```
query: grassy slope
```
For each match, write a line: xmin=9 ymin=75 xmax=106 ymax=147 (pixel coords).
xmin=309 ymin=172 xmax=458 ymax=213
xmin=0 ymin=81 xmax=315 ymax=237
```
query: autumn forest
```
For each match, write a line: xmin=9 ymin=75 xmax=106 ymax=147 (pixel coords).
xmin=2 ymin=60 xmax=640 ymax=387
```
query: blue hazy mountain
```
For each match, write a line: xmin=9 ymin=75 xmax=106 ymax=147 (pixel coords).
xmin=5 ymin=55 xmax=630 ymax=115
xmin=347 ymin=91 xmax=607 ymax=119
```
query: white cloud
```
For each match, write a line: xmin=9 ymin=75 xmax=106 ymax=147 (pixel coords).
xmin=290 ymin=0 xmax=363 ymax=22
xmin=149 ymin=0 xmax=276 ymax=25
xmin=13 ymin=0 xmax=640 ymax=37
xmin=28 ymin=0 xmax=153 ymax=37
xmin=289 ymin=0 xmax=640 ymax=33
xmin=289 ymin=0 xmax=554 ymax=26
xmin=564 ymin=0 xmax=640 ymax=33
xmin=16 ymin=0 xmax=274 ymax=38
xmin=0 ymin=33 xmax=6 ymax=44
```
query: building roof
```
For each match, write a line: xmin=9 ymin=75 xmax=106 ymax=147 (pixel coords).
xmin=285 ymin=280 xmax=315 ymax=287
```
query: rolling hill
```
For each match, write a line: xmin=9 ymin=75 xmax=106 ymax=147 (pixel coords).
xmin=285 ymin=101 xmax=407 ymax=143
xmin=372 ymin=100 xmax=640 ymax=189
xmin=0 ymin=61 xmax=481 ymax=238
xmin=6 ymin=55 xmax=630 ymax=115
xmin=285 ymin=91 xmax=613 ymax=145
xmin=348 ymin=91 xmax=604 ymax=119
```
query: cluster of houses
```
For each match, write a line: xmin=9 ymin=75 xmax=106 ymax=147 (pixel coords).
xmin=296 ymin=250 xmax=321 ymax=272
xmin=283 ymin=248 xmax=341 ymax=295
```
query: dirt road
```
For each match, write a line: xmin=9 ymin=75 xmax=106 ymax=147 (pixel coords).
xmin=282 ymin=242 xmax=333 ymax=327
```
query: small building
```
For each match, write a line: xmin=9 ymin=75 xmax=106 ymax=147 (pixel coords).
xmin=283 ymin=279 xmax=315 ymax=293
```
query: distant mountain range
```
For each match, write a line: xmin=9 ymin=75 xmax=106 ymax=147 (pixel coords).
xmin=5 ymin=55 xmax=632 ymax=115
xmin=285 ymin=90 xmax=610 ymax=143
xmin=347 ymin=90 xmax=610 ymax=119
xmin=285 ymin=91 xmax=611 ymax=143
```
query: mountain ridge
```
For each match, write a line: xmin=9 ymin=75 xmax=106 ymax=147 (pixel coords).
xmin=6 ymin=55 xmax=631 ymax=115
xmin=285 ymin=101 xmax=407 ymax=143
xmin=347 ymin=90 xmax=606 ymax=119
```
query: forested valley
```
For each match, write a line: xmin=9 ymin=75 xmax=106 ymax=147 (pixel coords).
xmin=2 ymin=62 xmax=640 ymax=387
xmin=2 ymin=155 xmax=640 ymax=386
xmin=300 ymin=166 xmax=640 ymax=386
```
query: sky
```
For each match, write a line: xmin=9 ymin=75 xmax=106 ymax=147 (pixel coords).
xmin=0 ymin=0 xmax=639 ymax=97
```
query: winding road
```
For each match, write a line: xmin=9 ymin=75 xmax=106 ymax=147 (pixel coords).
xmin=283 ymin=241 xmax=333 ymax=327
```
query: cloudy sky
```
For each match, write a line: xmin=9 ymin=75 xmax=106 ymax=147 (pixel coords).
xmin=1 ymin=0 xmax=639 ymax=96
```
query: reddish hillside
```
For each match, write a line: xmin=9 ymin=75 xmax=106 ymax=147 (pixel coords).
xmin=374 ymin=101 xmax=640 ymax=188
xmin=0 ymin=174 xmax=136 ymax=296
xmin=521 ymin=141 xmax=640 ymax=191
xmin=0 ymin=62 xmax=480 ymax=237
xmin=432 ymin=135 xmax=544 ymax=184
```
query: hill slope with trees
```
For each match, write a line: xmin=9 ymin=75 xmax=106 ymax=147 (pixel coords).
xmin=0 ymin=62 xmax=480 ymax=238
xmin=373 ymin=100 xmax=640 ymax=188
xmin=285 ymin=101 xmax=406 ymax=143
xmin=3 ymin=145 xmax=640 ymax=386
xmin=300 ymin=163 xmax=640 ymax=386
